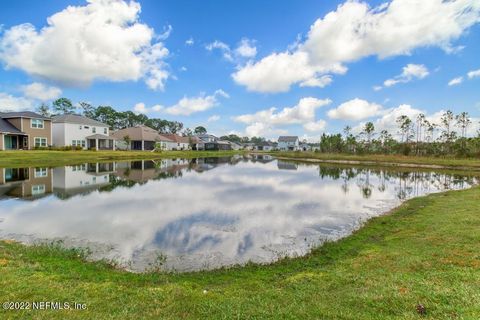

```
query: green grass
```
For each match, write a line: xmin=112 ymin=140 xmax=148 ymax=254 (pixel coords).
xmin=268 ymin=151 xmax=480 ymax=171
xmin=0 ymin=150 xmax=244 ymax=167
xmin=1 ymin=187 xmax=479 ymax=319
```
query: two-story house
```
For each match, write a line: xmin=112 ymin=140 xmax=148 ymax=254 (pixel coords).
xmin=52 ymin=114 xmax=115 ymax=150
xmin=0 ymin=111 xmax=52 ymax=150
xmin=277 ymin=136 xmax=300 ymax=151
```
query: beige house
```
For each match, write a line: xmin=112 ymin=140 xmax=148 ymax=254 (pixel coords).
xmin=111 ymin=125 xmax=174 ymax=151
xmin=0 ymin=112 xmax=52 ymax=150
xmin=0 ymin=167 xmax=53 ymax=200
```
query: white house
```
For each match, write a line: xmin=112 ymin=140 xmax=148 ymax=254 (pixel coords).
xmin=277 ymin=136 xmax=300 ymax=151
xmin=254 ymin=141 xmax=275 ymax=151
xmin=52 ymin=114 xmax=115 ymax=150
xmin=52 ymin=163 xmax=114 ymax=197
xmin=162 ymin=134 xmax=191 ymax=150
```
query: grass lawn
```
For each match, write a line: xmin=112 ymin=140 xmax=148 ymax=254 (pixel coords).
xmin=1 ymin=187 xmax=479 ymax=319
xmin=0 ymin=150 xmax=244 ymax=167
xmin=269 ymin=151 xmax=480 ymax=170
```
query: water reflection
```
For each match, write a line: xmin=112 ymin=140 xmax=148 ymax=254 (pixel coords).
xmin=0 ymin=156 xmax=477 ymax=272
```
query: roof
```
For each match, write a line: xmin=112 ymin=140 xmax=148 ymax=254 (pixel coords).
xmin=0 ymin=118 xmax=24 ymax=134
xmin=0 ymin=111 xmax=51 ymax=120
xmin=162 ymin=134 xmax=191 ymax=143
xmin=111 ymin=125 xmax=173 ymax=142
xmin=85 ymin=134 xmax=115 ymax=140
xmin=278 ymin=136 xmax=299 ymax=143
xmin=256 ymin=141 xmax=274 ymax=147
xmin=52 ymin=114 xmax=108 ymax=127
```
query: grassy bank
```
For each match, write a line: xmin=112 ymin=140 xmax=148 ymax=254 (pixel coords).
xmin=269 ymin=151 xmax=480 ymax=170
xmin=1 ymin=187 xmax=479 ymax=319
xmin=0 ymin=150 xmax=244 ymax=167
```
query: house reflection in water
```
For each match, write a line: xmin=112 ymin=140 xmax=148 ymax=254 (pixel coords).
xmin=277 ymin=160 xmax=298 ymax=170
xmin=52 ymin=163 xmax=114 ymax=198
xmin=0 ymin=167 xmax=53 ymax=200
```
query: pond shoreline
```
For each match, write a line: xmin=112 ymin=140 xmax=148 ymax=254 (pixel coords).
xmin=1 ymin=183 xmax=479 ymax=318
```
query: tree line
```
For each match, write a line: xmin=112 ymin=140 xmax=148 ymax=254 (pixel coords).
xmin=320 ymin=110 xmax=479 ymax=157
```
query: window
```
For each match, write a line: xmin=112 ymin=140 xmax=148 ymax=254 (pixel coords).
xmin=104 ymin=128 xmax=107 ymax=134
xmin=34 ymin=168 xmax=48 ymax=178
xmin=79 ymin=125 xmax=82 ymax=130
xmin=81 ymin=140 xmax=86 ymax=147
xmin=92 ymin=127 xmax=96 ymax=133
xmin=34 ymin=137 xmax=47 ymax=147
xmin=72 ymin=140 xmax=85 ymax=147
xmin=84 ymin=126 xmax=90 ymax=129
xmin=32 ymin=184 xmax=46 ymax=195
xmin=31 ymin=119 xmax=44 ymax=129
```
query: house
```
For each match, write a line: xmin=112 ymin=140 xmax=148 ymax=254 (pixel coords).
xmin=161 ymin=134 xmax=192 ymax=150
xmin=204 ymin=140 xmax=232 ymax=151
xmin=254 ymin=141 xmax=275 ymax=152
xmin=195 ymin=134 xmax=218 ymax=150
xmin=227 ymin=141 xmax=243 ymax=150
xmin=0 ymin=111 xmax=52 ymax=150
xmin=52 ymin=114 xmax=115 ymax=150
xmin=278 ymin=136 xmax=300 ymax=151
xmin=111 ymin=125 xmax=174 ymax=151
xmin=300 ymin=143 xmax=312 ymax=151
xmin=242 ymin=142 xmax=255 ymax=151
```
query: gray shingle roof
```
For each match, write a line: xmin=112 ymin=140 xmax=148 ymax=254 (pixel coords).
xmin=0 ymin=111 xmax=50 ymax=120
xmin=278 ymin=136 xmax=299 ymax=142
xmin=52 ymin=114 xmax=108 ymax=127
xmin=0 ymin=118 xmax=23 ymax=134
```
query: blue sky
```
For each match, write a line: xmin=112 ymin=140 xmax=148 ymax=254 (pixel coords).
xmin=0 ymin=0 xmax=479 ymax=140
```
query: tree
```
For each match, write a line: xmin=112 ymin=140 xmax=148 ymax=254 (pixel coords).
xmin=79 ymin=102 xmax=96 ymax=119
xmin=456 ymin=111 xmax=471 ymax=154
xmin=36 ymin=103 xmax=50 ymax=117
xmin=415 ymin=113 xmax=426 ymax=155
xmin=396 ymin=115 xmax=413 ymax=143
xmin=363 ymin=122 xmax=375 ymax=151
xmin=194 ymin=126 xmax=207 ymax=135
xmin=123 ymin=135 xmax=131 ymax=150
xmin=93 ymin=106 xmax=119 ymax=129
xmin=52 ymin=98 xmax=75 ymax=114
xmin=182 ymin=128 xmax=193 ymax=137
xmin=168 ymin=121 xmax=183 ymax=134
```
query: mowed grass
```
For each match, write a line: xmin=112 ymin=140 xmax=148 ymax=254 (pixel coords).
xmin=0 ymin=150 xmax=244 ymax=167
xmin=1 ymin=187 xmax=479 ymax=319
xmin=270 ymin=151 xmax=480 ymax=170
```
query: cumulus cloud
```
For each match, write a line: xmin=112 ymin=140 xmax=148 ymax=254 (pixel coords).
xmin=467 ymin=68 xmax=480 ymax=79
xmin=164 ymin=90 xmax=229 ymax=116
xmin=133 ymin=102 xmax=163 ymax=114
xmin=235 ymin=38 xmax=257 ymax=58
xmin=233 ymin=0 xmax=480 ymax=93
xmin=299 ymin=75 xmax=333 ymax=88
xmin=327 ymin=98 xmax=383 ymax=121
xmin=0 ymin=0 xmax=170 ymax=90
xmin=234 ymin=97 xmax=331 ymax=137
xmin=0 ymin=92 xmax=34 ymax=112
xmin=21 ymin=82 xmax=62 ymax=101
xmin=379 ymin=64 xmax=429 ymax=89
xmin=185 ymin=37 xmax=194 ymax=46
xmin=206 ymin=38 xmax=257 ymax=62
xmin=207 ymin=115 xmax=220 ymax=122
xmin=448 ymin=77 xmax=463 ymax=86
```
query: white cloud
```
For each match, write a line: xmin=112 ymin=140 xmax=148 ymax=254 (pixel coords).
xmin=467 ymin=68 xmax=480 ymax=79
xmin=0 ymin=0 xmax=170 ymax=90
xmin=327 ymin=98 xmax=383 ymax=121
xmin=381 ymin=64 xmax=429 ymax=88
xmin=157 ymin=24 xmax=172 ymax=40
xmin=185 ymin=37 xmax=194 ymax=46
xmin=205 ymin=40 xmax=233 ymax=61
xmin=303 ymin=119 xmax=327 ymax=133
xmin=180 ymin=66 xmax=187 ymax=72
xmin=233 ymin=0 xmax=480 ymax=93
xmin=133 ymin=102 xmax=163 ymax=114
xmin=207 ymin=115 xmax=220 ymax=122
xmin=235 ymin=38 xmax=257 ymax=58
xmin=234 ymin=97 xmax=331 ymax=125
xmin=448 ymin=77 xmax=463 ymax=86
xmin=21 ymin=82 xmax=62 ymax=101
xmin=165 ymin=90 xmax=229 ymax=116
xmin=0 ymin=92 xmax=34 ymax=112
xmin=234 ymin=97 xmax=331 ymax=138
xmin=299 ymin=75 xmax=333 ymax=88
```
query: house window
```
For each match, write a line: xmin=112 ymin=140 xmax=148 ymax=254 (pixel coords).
xmin=34 ymin=168 xmax=48 ymax=178
xmin=32 ymin=184 xmax=46 ymax=195
xmin=31 ymin=119 xmax=44 ymax=129
xmin=79 ymin=125 xmax=82 ymax=130
xmin=104 ymin=128 xmax=107 ymax=134
xmin=72 ymin=140 xmax=85 ymax=147
xmin=92 ymin=127 xmax=96 ymax=133
xmin=34 ymin=137 xmax=47 ymax=147
xmin=84 ymin=126 xmax=90 ymax=129
xmin=81 ymin=140 xmax=86 ymax=147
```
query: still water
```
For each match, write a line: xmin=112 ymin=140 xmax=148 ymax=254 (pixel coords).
xmin=0 ymin=155 xmax=477 ymax=272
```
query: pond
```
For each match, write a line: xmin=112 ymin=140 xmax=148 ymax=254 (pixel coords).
xmin=0 ymin=155 xmax=477 ymax=272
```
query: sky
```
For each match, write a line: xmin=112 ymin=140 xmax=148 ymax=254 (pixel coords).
xmin=0 ymin=0 xmax=479 ymax=141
